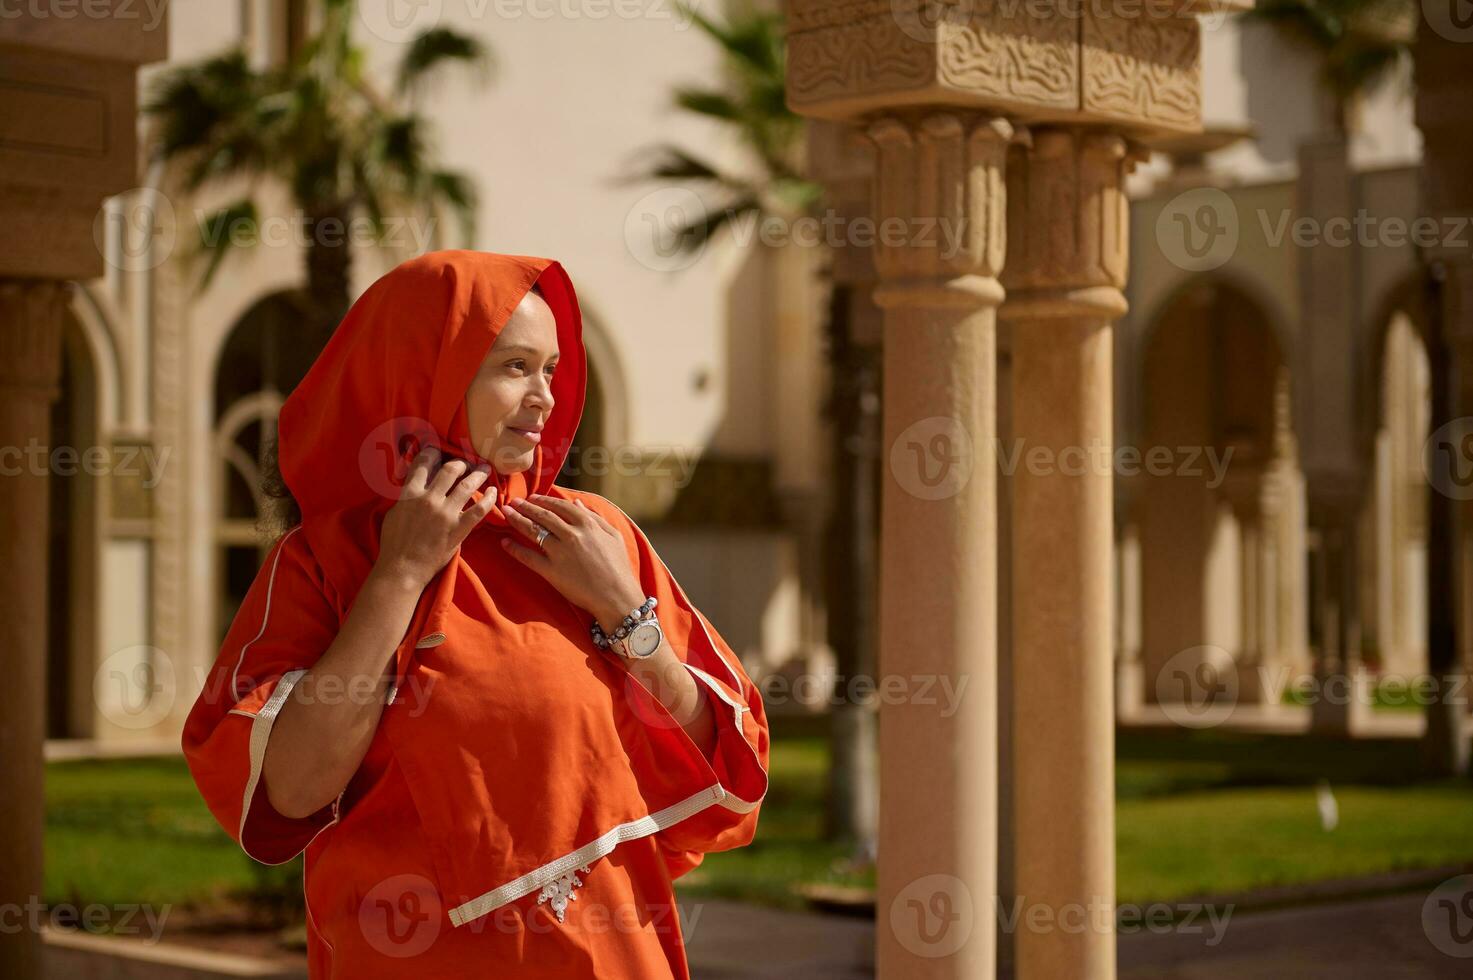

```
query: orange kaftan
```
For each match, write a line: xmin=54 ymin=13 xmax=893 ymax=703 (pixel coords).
xmin=181 ymin=251 xmax=770 ymax=978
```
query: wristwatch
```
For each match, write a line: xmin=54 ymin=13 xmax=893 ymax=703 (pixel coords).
xmin=612 ymin=615 xmax=663 ymax=660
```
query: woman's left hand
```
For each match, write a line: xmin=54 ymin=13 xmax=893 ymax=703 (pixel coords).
xmin=500 ymin=494 xmax=645 ymax=632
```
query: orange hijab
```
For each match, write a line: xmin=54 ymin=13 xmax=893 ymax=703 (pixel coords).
xmin=276 ymin=250 xmax=586 ymax=624
xmin=210 ymin=249 xmax=768 ymax=930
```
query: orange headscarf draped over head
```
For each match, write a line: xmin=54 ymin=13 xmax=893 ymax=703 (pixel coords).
xmin=276 ymin=250 xmax=587 ymax=603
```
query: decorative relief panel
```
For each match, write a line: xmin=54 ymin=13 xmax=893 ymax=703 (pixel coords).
xmin=788 ymin=0 xmax=1077 ymax=119
xmin=788 ymin=0 xmax=1204 ymax=135
xmin=1082 ymin=13 xmax=1200 ymax=132
xmin=936 ymin=10 xmax=1076 ymax=109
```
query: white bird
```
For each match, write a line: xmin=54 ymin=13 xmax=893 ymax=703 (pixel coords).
xmin=1315 ymin=779 xmax=1339 ymax=831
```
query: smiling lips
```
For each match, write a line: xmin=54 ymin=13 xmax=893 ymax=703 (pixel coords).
xmin=508 ymin=424 xmax=543 ymax=444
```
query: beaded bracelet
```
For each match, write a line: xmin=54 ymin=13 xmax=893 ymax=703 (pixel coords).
xmin=590 ymin=596 xmax=658 ymax=649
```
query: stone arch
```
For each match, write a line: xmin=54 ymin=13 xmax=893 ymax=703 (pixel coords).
xmin=1358 ymin=271 xmax=1434 ymax=678
xmin=1133 ymin=275 xmax=1306 ymax=706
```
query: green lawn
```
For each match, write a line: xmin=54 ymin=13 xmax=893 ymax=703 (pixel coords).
xmin=44 ymin=726 xmax=1473 ymax=917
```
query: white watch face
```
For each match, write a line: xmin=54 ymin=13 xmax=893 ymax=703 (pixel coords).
xmin=629 ymin=621 xmax=661 ymax=657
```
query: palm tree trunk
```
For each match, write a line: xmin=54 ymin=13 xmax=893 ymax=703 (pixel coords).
xmin=303 ymin=202 xmax=354 ymax=338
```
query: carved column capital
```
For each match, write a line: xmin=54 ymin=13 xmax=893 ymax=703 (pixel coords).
xmin=1002 ymin=127 xmax=1147 ymax=321
xmin=864 ymin=111 xmax=1013 ymax=309
xmin=0 ymin=278 xmax=70 ymax=399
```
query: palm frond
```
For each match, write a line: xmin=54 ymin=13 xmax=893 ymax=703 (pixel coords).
xmin=191 ymin=199 xmax=260 ymax=291
xmin=429 ymin=169 xmax=478 ymax=245
xmin=673 ymin=88 xmax=742 ymax=123
xmin=397 ymin=28 xmax=492 ymax=95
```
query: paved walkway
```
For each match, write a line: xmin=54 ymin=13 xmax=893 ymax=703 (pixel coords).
xmin=682 ymin=890 xmax=1467 ymax=979
xmin=45 ymin=888 xmax=1467 ymax=978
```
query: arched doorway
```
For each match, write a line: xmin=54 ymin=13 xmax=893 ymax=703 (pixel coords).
xmin=211 ymin=292 xmax=325 ymax=645
xmin=1364 ymin=307 xmax=1431 ymax=682
xmin=1136 ymin=278 xmax=1309 ymax=708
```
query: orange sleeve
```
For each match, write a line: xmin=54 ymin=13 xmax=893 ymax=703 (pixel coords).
xmin=180 ymin=526 xmax=345 ymax=865
xmin=652 ymin=601 xmax=772 ymax=880
xmin=594 ymin=499 xmax=771 ymax=880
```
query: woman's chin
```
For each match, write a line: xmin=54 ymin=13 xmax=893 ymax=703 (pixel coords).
xmin=488 ymin=444 xmax=535 ymax=475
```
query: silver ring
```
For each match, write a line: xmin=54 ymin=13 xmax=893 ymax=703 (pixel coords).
xmin=533 ymin=523 xmax=550 ymax=548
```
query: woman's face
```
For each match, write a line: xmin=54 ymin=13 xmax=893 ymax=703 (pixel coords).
xmin=464 ymin=288 xmax=560 ymax=475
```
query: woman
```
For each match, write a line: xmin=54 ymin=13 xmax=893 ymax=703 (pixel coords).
xmin=182 ymin=250 xmax=769 ymax=978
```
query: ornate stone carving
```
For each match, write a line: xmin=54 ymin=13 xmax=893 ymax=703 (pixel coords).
xmin=1002 ymin=128 xmax=1147 ymax=314
xmin=787 ymin=17 xmax=935 ymax=110
xmin=1082 ymin=13 xmax=1200 ymax=132
xmin=864 ymin=111 xmax=1012 ymax=295
xmin=786 ymin=0 xmax=1205 ymax=136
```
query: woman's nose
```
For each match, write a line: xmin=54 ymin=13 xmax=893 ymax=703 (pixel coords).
xmin=530 ymin=376 xmax=554 ymax=410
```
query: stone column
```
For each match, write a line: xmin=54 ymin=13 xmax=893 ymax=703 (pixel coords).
xmin=1416 ymin=22 xmax=1473 ymax=774
xmin=868 ymin=110 xmax=1009 ymax=979
xmin=785 ymin=3 xmax=1223 ymax=974
xmin=1224 ymin=470 xmax=1282 ymax=704
xmin=1002 ymin=128 xmax=1138 ymax=980
xmin=0 ymin=279 xmax=68 ymax=978
xmin=1309 ymin=497 xmax=1366 ymax=733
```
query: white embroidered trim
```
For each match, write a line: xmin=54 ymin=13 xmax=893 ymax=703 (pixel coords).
xmin=446 ymin=668 xmax=768 ymax=928
xmin=682 ymin=664 xmax=763 ymax=816
xmin=231 ymin=526 xmax=301 ymax=697
xmin=237 ymin=668 xmax=341 ymax=865
xmin=447 ymin=782 xmax=726 ymax=927
xmin=536 ymin=862 xmax=593 ymax=922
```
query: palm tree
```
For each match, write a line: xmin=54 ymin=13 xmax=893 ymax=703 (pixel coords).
xmin=144 ymin=0 xmax=488 ymax=336
xmin=622 ymin=3 xmax=882 ymax=867
xmin=623 ymin=3 xmax=817 ymax=237
xmin=1242 ymin=0 xmax=1412 ymax=135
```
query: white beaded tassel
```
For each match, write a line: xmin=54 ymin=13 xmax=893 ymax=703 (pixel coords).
xmin=536 ymin=863 xmax=593 ymax=923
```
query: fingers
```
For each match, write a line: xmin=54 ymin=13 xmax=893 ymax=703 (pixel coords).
xmin=501 ymin=534 xmax=551 ymax=572
xmin=447 ymin=464 xmax=492 ymax=508
xmin=502 ymin=499 xmax=553 ymax=543
xmin=453 ymin=484 xmax=499 ymax=543
xmin=573 ymin=497 xmax=617 ymax=533
xmin=529 ymin=495 xmax=586 ymax=527
xmin=508 ymin=497 xmax=574 ymax=537
xmin=427 ymin=455 xmax=470 ymax=497
xmin=402 ymin=445 xmax=438 ymax=497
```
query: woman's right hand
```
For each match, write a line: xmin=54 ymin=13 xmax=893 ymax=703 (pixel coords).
xmin=373 ymin=446 xmax=499 ymax=592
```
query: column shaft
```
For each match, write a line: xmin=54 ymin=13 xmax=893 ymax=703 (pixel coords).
xmin=868 ymin=111 xmax=1008 ymax=980
xmin=0 ymin=279 xmax=68 ymax=980
xmin=1004 ymin=128 xmax=1136 ymax=980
